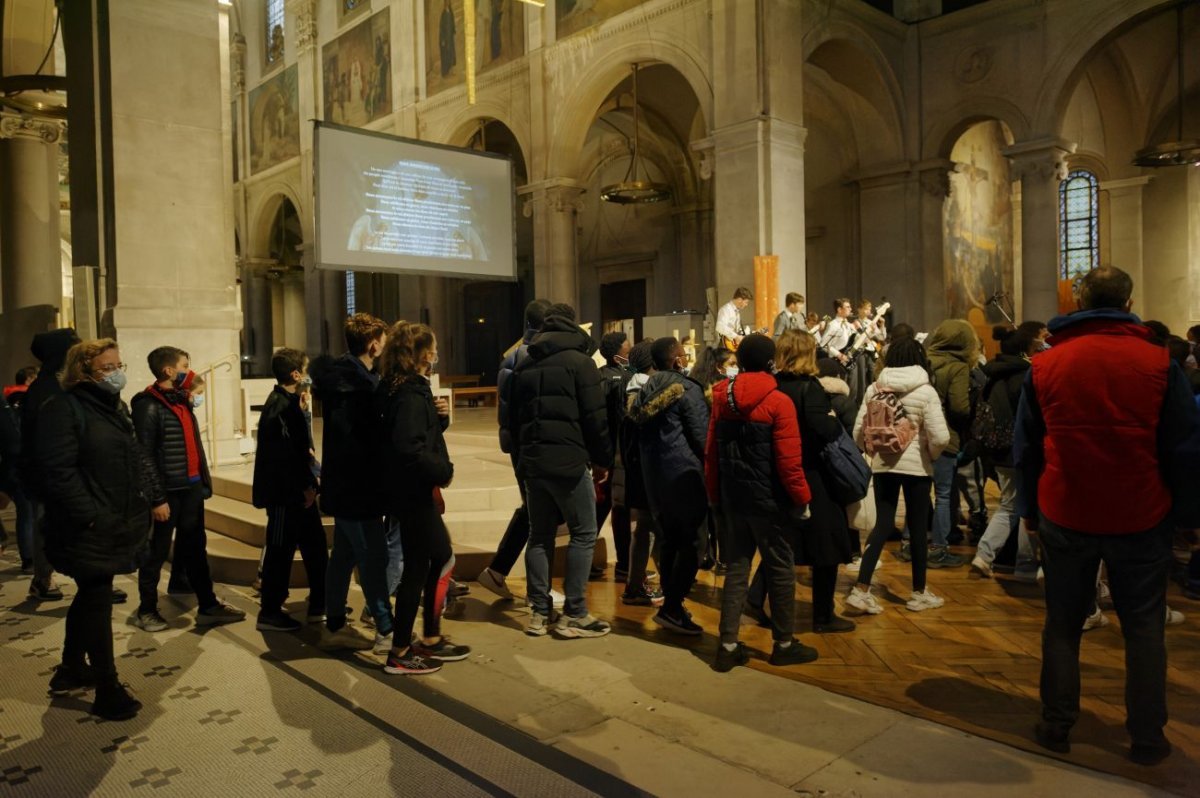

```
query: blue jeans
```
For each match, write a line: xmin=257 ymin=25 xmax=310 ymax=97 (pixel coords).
xmin=975 ymin=467 xmax=1037 ymax=575
xmin=385 ymin=519 xmax=404 ymax=596
xmin=327 ymin=517 xmax=392 ymax=634
xmin=931 ymin=453 xmax=957 ymax=547
xmin=12 ymin=486 xmax=35 ymax=565
xmin=525 ymin=470 xmax=597 ymax=618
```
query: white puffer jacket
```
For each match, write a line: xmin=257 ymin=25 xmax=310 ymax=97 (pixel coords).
xmin=852 ymin=365 xmax=949 ymax=477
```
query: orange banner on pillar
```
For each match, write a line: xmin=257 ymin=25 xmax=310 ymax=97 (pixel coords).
xmin=753 ymin=255 xmax=779 ymax=333
xmin=1057 ymin=279 xmax=1076 ymax=315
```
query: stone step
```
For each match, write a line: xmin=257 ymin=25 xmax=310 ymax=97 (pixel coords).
xmin=205 ymin=495 xmax=335 ymax=548
xmin=210 ymin=473 xmax=252 ymax=505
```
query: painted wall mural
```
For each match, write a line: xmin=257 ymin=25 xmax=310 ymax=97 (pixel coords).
xmin=556 ymin=0 xmax=651 ymax=40
xmin=248 ymin=64 xmax=300 ymax=174
xmin=424 ymin=0 xmax=525 ymax=97
xmin=943 ymin=120 xmax=1014 ymax=341
xmin=323 ymin=7 xmax=392 ymax=127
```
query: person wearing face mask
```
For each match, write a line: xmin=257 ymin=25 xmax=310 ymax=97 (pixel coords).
xmin=309 ymin=313 xmax=394 ymax=653
xmin=252 ymin=348 xmax=329 ymax=633
xmin=35 ymin=339 xmax=168 ymax=719
xmin=131 ymin=348 xmax=244 ymax=632
xmin=629 ymin=337 xmax=710 ymax=634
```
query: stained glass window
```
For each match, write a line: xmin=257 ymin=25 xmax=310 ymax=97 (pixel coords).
xmin=346 ymin=271 xmax=357 ymax=316
xmin=1059 ymin=170 xmax=1099 ymax=281
xmin=265 ymin=0 xmax=285 ymax=65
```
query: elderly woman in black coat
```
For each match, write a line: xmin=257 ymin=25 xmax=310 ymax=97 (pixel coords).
xmin=36 ymin=338 xmax=166 ymax=720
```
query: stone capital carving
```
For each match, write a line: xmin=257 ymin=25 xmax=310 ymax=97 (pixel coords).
xmin=230 ymin=33 xmax=247 ymax=92
xmin=915 ymin=159 xmax=955 ymax=198
xmin=519 ymin=180 xmax=586 ymax=218
xmin=690 ymin=137 xmax=715 ymax=181
xmin=0 ymin=112 xmax=63 ymax=144
xmin=1003 ymin=138 xmax=1077 ymax=183
xmin=290 ymin=0 xmax=318 ymax=54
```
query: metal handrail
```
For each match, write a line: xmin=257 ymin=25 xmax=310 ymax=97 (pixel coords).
xmin=193 ymin=353 xmax=241 ymax=459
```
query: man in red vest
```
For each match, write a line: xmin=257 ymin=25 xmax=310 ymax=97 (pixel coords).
xmin=1015 ymin=265 xmax=1200 ymax=766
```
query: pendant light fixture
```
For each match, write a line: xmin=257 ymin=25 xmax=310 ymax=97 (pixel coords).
xmin=1133 ymin=2 xmax=1200 ymax=167
xmin=601 ymin=64 xmax=672 ymax=204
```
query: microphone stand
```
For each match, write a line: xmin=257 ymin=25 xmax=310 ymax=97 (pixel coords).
xmin=988 ymin=293 xmax=1015 ymax=324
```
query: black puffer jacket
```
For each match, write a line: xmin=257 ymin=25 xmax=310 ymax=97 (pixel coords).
xmin=376 ymin=376 xmax=453 ymax=513
xmin=775 ymin=373 xmax=842 ymax=469
xmin=20 ymin=328 xmax=78 ymax=500
xmin=497 ymin=326 xmax=537 ymax=455
xmin=0 ymin=396 xmax=19 ymax=494
xmin=36 ymin=382 xmax=163 ymax=577
xmin=132 ymin=385 xmax=211 ymax=494
xmin=979 ymin=353 xmax=1030 ymax=468
xmin=311 ymin=353 xmax=382 ymax=519
xmin=629 ymin=370 xmax=708 ymax=517
xmin=252 ymin=386 xmax=317 ymax=509
xmin=506 ymin=317 xmax=612 ymax=481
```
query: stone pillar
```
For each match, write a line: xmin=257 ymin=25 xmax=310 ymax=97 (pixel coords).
xmin=242 ymin=260 xmax=275 ymax=376
xmin=520 ymin=180 xmax=585 ymax=307
xmin=711 ymin=0 xmax=807 ymax=328
xmin=916 ymin=160 xmax=953 ymax=328
xmin=851 ymin=163 xmax=908 ymax=316
xmin=0 ymin=111 xmax=64 ymax=382
xmin=673 ymin=205 xmax=710 ymax=312
xmin=1004 ymin=138 xmax=1075 ymax=323
xmin=1100 ymin=176 xmax=1152 ymax=306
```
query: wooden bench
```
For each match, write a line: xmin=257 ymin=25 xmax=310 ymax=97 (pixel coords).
xmin=453 ymin=386 xmax=498 ymax=408
xmin=441 ymin=374 xmax=483 ymax=389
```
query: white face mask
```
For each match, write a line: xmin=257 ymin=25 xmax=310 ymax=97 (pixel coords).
xmin=724 ymin=365 xmax=740 ymax=378
xmin=191 ymin=394 xmax=205 ymax=409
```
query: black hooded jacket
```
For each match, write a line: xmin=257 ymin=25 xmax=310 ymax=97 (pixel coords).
xmin=36 ymin=382 xmax=163 ymax=577
xmin=252 ymin=386 xmax=317 ymax=509
xmin=20 ymin=329 xmax=79 ymax=499
xmin=505 ymin=317 xmax=612 ymax=482
xmin=628 ymin=370 xmax=708 ymax=517
xmin=979 ymin=353 xmax=1030 ymax=468
xmin=311 ymin=353 xmax=382 ymax=519
xmin=375 ymin=376 xmax=453 ymax=513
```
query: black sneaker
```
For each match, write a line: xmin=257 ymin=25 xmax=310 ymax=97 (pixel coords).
xmin=91 ymin=682 xmax=142 ymax=721
xmin=1034 ymin=722 xmax=1070 ymax=753
xmin=48 ymin=663 xmax=97 ymax=695
xmin=413 ymin=637 xmax=471 ymax=662
xmin=383 ymin=649 xmax=442 ymax=675
xmin=256 ymin=610 xmax=301 ymax=632
xmin=111 ymin=587 xmax=128 ymax=604
xmin=1129 ymin=740 xmax=1172 ymax=766
xmin=28 ymin=580 xmax=64 ymax=601
xmin=621 ymin=585 xmax=664 ymax=607
xmin=713 ymin=643 xmax=750 ymax=672
xmin=769 ymin=639 xmax=819 ymax=666
xmin=813 ymin=615 xmax=856 ymax=634
xmin=652 ymin=608 xmax=702 ymax=636
xmin=927 ymin=545 xmax=966 ymax=568
xmin=197 ymin=600 xmax=246 ymax=626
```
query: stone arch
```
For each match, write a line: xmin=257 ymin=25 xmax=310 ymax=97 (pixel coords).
xmin=430 ymin=102 xmax=532 ymax=178
xmin=249 ymin=185 xmax=307 ymax=259
xmin=925 ymin=100 xmax=1029 ymax=161
xmin=546 ymin=40 xmax=711 ymax=181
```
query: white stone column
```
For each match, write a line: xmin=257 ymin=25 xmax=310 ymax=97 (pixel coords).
xmin=1004 ymin=138 xmax=1075 ymax=323
xmin=241 ymin=260 xmax=274 ymax=375
xmin=520 ymin=180 xmax=585 ymax=307
xmin=1100 ymin=176 xmax=1151 ymax=306
xmin=915 ymin=160 xmax=953 ymax=329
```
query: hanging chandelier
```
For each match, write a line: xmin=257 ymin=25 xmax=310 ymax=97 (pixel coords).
xmin=1133 ymin=3 xmax=1200 ymax=167
xmin=601 ymin=64 xmax=672 ymax=204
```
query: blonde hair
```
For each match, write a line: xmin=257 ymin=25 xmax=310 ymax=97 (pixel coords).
xmin=775 ymin=330 xmax=820 ymax=376
xmin=61 ymin=338 xmax=119 ymax=390
xmin=379 ymin=321 xmax=436 ymax=388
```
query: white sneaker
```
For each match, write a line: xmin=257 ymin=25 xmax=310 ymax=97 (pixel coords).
xmin=1166 ymin=606 xmax=1185 ymax=626
xmin=526 ymin=612 xmax=550 ymax=637
xmin=906 ymin=589 xmax=945 ymax=612
xmin=1098 ymin=579 xmax=1112 ymax=606
xmin=970 ymin=556 xmax=993 ymax=578
xmin=478 ymin=567 xmax=514 ymax=600
xmin=1082 ymin=607 xmax=1109 ymax=631
xmin=845 ymin=586 xmax=883 ymax=615
xmin=373 ymin=631 xmax=392 ymax=653
xmin=845 ymin=556 xmax=861 ymax=575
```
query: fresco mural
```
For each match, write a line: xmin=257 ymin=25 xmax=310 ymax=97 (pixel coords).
xmin=248 ymin=64 xmax=300 ymax=174
xmin=323 ymin=8 xmax=392 ymax=127
xmin=556 ymin=0 xmax=651 ymax=40
xmin=943 ymin=120 xmax=1014 ymax=342
xmin=424 ymin=0 xmax=525 ymax=97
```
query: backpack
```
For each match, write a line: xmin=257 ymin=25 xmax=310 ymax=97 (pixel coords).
xmin=821 ymin=429 xmax=870 ymax=505
xmin=971 ymin=377 xmax=1015 ymax=453
xmin=862 ymin=383 xmax=916 ymax=455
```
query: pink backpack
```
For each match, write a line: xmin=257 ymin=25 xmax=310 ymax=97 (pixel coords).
xmin=862 ymin=382 xmax=916 ymax=455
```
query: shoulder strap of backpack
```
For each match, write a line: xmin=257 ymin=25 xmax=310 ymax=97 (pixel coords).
xmin=725 ymin=375 xmax=740 ymax=416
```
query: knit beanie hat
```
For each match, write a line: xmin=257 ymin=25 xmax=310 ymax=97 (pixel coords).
xmin=737 ymin=334 xmax=775 ymax=373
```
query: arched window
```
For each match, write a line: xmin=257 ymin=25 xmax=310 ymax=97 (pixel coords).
xmin=265 ymin=0 xmax=285 ymax=66
xmin=1059 ymin=170 xmax=1099 ymax=280
xmin=346 ymin=271 xmax=357 ymax=316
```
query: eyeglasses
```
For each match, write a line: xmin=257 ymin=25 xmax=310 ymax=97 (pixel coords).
xmin=93 ymin=362 xmax=127 ymax=374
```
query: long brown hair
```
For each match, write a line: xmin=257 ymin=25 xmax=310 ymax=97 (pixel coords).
xmin=775 ymin=330 xmax=819 ymax=376
xmin=61 ymin=338 xmax=119 ymax=390
xmin=379 ymin=321 xmax=436 ymax=389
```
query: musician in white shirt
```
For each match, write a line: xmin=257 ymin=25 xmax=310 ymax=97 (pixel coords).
xmin=716 ymin=287 xmax=753 ymax=348
xmin=857 ymin=300 xmax=887 ymax=346
xmin=819 ymin=298 xmax=855 ymax=361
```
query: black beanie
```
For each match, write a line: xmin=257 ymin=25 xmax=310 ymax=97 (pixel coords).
xmin=737 ymin=334 xmax=775 ymax=372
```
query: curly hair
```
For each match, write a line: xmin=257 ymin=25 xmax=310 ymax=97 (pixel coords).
xmin=775 ymin=329 xmax=820 ymax=376
xmin=61 ymin=338 xmax=119 ymax=390
xmin=379 ymin=321 xmax=436 ymax=389
xmin=344 ymin=313 xmax=388 ymax=356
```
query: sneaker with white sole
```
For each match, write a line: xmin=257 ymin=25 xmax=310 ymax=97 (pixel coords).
xmin=132 ymin=610 xmax=169 ymax=632
xmin=845 ymin=556 xmax=862 ymax=574
xmin=526 ymin=612 xmax=551 ymax=637
xmin=970 ymin=556 xmax=994 ymax=578
xmin=554 ymin=613 xmax=611 ymax=639
xmin=906 ymin=589 xmax=945 ymax=612
xmin=318 ymin=624 xmax=374 ymax=652
xmin=1082 ymin=607 xmax=1108 ymax=631
xmin=477 ymin=567 xmax=514 ymax=600
xmin=383 ymin=650 xmax=441 ymax=675
xmin=652 ymin=608 xmax=702 ymax=635
xmin=196 ymin=600 xmax=246 ymax=626
xmin=1166 ymin=606 xmax=1185 ymax=626
xmin=413 ymin=637 xmax=471 ymax=662
xmin=845 ymin=586 xmax=883 ymax=615
xmin=373 ymin=631 xmax=393 ymax=652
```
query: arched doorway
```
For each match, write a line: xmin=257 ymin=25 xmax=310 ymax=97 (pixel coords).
xmin=243 ymin=194 xmax=304 ymax=376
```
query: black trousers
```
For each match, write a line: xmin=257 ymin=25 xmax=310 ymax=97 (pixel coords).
xmin=747 ymin=559 xmax=839 ymax=626
xmin=1039 ymin=516 xmax=1172 ymax=747
xmin=491 ymin=480 xmax=528 ymax=576
xmin=261 ymin=503 xmax=328 ymax=614
xmin=64 ymin=573 xmax=117 ymax=682
xmin=137 ymin=484 xmax=216 ymax=613
xmin=655 ymin=501 xmax=706 ymax=614
xmin=391 ymin=504 xmax=453 ymax=648
xmin=857 ymin=474 xmax=932 ymax=593
xmin=719 ymin=513 xmax=795 ymax=645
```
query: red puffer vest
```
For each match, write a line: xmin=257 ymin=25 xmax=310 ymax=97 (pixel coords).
xmin=1032 ymin=318 xmax=1170 ymax=533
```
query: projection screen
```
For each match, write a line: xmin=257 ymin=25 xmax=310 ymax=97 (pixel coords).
xmin=314 ymin=122 xmax=516 ymax=280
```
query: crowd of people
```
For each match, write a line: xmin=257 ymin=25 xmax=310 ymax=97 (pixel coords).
xmin=0 ymin=265 xmax=1197 ymax=766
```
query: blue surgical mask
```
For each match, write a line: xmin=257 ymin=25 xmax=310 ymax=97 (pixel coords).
xmin=96 ymin=370 xmax=127 ymax=394
xmin=191 ymin=394 xmax=205 ymax=409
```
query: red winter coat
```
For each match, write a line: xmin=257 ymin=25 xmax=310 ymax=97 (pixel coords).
xmin=704 ymin=371 xmax=811 ymax=516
